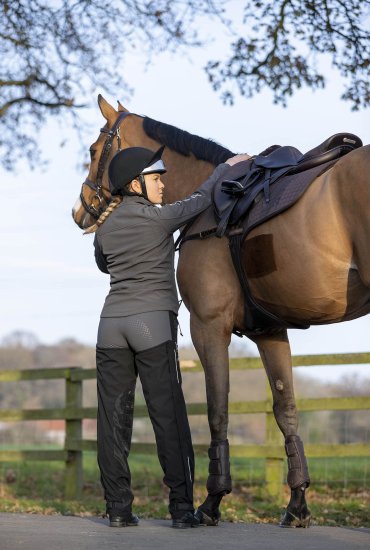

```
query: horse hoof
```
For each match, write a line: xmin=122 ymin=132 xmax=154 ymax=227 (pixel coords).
xmin=194 ymin=508 xmax=220 ymax=526
xmin=280 ymin=509 xmax=311 ymax=528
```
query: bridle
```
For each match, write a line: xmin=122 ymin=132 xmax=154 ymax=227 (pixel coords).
xmin=79 ymin=111 xmax=134 ymax=219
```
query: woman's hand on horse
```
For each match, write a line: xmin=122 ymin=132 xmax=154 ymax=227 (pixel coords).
xmin=225 ymin=154 xmax=251 ymax=166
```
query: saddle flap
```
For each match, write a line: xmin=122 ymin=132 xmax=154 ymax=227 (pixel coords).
xmin=213 ymin=160 xmax=253 ymax=219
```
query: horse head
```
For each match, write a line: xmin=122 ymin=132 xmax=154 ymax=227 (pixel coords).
xmin=72 ymin=95 xmax=136 ymax=230
xmin=72 ymin=94 xmax=232 ymax=229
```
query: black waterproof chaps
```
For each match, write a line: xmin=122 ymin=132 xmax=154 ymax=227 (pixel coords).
xmin=97 ymin=347 xmax=136 ymax=512
xmin=136 ymin=340 xmax=195 ymax=513
xmin=97 ymin=316 xmax=194 ymax=515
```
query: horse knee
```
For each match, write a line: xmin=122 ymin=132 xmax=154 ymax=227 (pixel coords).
xmin=207 ymin=406 xmax=228 ymax=440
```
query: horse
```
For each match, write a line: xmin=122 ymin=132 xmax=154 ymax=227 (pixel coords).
xmin=72 ymin=95 xmax=370 ymax=527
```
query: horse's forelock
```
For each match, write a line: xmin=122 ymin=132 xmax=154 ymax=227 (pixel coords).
xmin=143 ymin=117 xmax=235 ymax=166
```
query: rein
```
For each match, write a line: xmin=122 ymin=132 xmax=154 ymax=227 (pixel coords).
xmin=80 ymin=111 xmax=134 ymax=219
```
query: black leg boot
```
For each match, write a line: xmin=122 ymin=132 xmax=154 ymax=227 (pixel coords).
xmin=280 ymin=435 xmax=311 ymax=528
xmin=195 ymin=439 xmax=232 ymax=526
xmin=96 ymin=346 xmax=138 ymax=527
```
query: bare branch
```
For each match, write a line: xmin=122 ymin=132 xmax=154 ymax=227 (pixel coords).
xmin=0 ymin=0 xmax=368 ymax=170
xmin=206 ymin=0 xmax=370 ymax=108
xmin=0 ymin=96 xmax=85 ymax=118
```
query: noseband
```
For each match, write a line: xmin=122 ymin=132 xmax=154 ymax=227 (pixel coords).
xmin=80 ymin=111 xmax=134 ymax=219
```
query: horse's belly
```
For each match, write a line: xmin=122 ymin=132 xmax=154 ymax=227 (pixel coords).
xmin=249 ymin=269 xmax=349 ymax=323
xmin=251 ymin=264 xmax=370 ymax=324
xmin=243 ymin=186 xmax=355 ymax=323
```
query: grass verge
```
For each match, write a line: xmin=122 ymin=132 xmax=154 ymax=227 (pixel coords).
xmin=0 ymin=453 xmax=369 ymax=528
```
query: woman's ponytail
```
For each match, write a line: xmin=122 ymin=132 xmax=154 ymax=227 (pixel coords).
xmin=83 ymin=196 xmax=123 ymax=234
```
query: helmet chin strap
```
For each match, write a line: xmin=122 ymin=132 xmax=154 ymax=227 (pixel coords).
xmin=123 ymin=175 xmax=149 ymax=200
xmin=138 ymin=174 xmax=149 ymax=200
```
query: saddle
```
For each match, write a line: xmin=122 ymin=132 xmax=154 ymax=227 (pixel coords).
xmin=214 ymin=133 xmax=362 ymax=238
xmin=183 ymin=133 xmax=362 ymax=334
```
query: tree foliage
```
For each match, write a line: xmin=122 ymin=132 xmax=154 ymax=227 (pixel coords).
xmin=0 ymin=0 xmax=222 ymax=169
xmin=206 ymin=0 xmax=370 ymax=109
xmin=0 ymin=0 xmax=369 ymax=170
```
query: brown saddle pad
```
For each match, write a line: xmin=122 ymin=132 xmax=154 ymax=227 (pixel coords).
xmin=241 ymin=158 xmax=336 ymax=236
xmin=179 ymin=158 xmax=335 ymax=247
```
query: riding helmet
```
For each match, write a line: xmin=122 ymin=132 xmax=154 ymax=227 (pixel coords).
xmin=108 ymin=145 xmax=166 ymax=195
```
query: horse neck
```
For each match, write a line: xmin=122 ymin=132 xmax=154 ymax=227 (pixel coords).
xmin=120 ymin=114 xmax=216 ymax=203
xmin=162 ymin=154 xmax=216 ymax=203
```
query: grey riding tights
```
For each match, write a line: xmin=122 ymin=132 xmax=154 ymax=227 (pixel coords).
xmin=97 ymin=311 xmax=173 ymax=352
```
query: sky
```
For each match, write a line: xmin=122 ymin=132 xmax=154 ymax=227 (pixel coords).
xmin=1 ymin=5 xmax=369 ymax=382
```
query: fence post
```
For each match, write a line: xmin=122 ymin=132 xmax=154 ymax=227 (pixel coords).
xmin=265 ymin=379 xmax=284 ymax=502
xmin=64 ymin=368 xmax=83 ymax=499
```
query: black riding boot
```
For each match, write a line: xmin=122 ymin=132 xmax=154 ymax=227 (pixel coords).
xmin=96 ymin=346 xmax=138 ymax=525
xmin=135 ymin=338 xmax=198 ymax=528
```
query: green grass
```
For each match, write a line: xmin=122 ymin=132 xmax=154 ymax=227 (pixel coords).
xmin=0 ymin=453 xmax=369 ymax=527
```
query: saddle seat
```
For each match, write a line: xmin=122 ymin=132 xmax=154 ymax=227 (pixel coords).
xmin=213 ymin=132 xmax=362 ymax=236
xmin=253 ymin=132 xmax=361 ymax=170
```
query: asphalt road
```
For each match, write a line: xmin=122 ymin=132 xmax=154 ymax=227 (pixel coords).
xmin=1 ymin=513 xmax=369 ymax=550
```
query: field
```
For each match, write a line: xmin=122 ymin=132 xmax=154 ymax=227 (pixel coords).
xmin=0 ymin=452 xmax=369 ymax=527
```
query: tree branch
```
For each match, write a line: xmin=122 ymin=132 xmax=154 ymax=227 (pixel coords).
xmin=0 ymin=96 xmax=85 ymax=118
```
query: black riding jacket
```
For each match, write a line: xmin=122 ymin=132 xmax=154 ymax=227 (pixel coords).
xmin=94 ymin=163 xmax=229 ymax=317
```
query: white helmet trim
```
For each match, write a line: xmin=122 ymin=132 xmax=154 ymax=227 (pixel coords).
xmin=141 ymin=159 xmax=166 ymax=175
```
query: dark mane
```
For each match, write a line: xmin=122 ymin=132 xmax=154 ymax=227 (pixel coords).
xmin=143 ymin=117 xmax=235 ymax=166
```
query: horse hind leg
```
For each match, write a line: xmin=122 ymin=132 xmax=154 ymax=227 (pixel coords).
xmin=251 ymin=329 xmax=311 ymax=527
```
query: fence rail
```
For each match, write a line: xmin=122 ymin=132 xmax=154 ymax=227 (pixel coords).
xmin=0 ymin=353 xmax=369 ymax=501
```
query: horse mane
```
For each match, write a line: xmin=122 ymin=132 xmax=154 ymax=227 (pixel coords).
xmin=143 ymin=117 xmax=235 ymax=166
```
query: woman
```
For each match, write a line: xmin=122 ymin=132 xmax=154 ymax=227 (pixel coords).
xmin=85 ymin=145 xmax=249 ymax=529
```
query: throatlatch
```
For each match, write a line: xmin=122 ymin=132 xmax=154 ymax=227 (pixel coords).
xmin=285 ymin=435 xmax=310 ymax=489
xmin=206 ymin=439 xmax=232 ymax=495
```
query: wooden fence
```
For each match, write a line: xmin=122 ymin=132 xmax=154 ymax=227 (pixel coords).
xmin=0 ymin=353 xmax=369 ymax=501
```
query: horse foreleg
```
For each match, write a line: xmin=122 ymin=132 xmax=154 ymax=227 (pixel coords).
xmin=251 ymin=330 xmax=311 ymax=527
xmin=190 ymin=314 xmax=232 ymax=526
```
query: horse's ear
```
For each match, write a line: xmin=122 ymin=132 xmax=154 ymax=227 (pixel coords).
xmin=117 ymin=100 xmax=129 ymax=112
xmin=97 ymin=94 xmax=117 ymax=122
